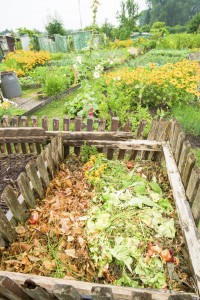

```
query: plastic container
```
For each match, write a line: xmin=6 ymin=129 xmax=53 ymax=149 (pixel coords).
xmin=0 ymin=71 xmax=22 ymax=99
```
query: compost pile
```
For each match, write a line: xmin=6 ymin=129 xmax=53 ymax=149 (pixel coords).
xmin=0 ymin=154 xmax=37 ymax=212
xmin=0 ymin=153 xmax=194 ymax=292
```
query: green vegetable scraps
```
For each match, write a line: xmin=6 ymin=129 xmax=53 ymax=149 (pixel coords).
xmin=84 ymin=154 xmax=185 ymax=290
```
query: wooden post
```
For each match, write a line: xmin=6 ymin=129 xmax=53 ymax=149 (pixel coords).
xmin=2 ymin=185 xmax=29 ymax=222
xmin=53 ymin=118 xmax=60 ymax=131
xmin=74 ymin=117 xmax=81 ymax=156
xmin=107 ymin=117 xmax=119 ymax=160
xmin=25 ymin=162 xmax=44 ymax=199
xmin=91 ymin=287 xmax=114 ymax=300
xmin=87 ymin=117 xmax=94 ymax=131
xmin=53 ymin=284 xmax=83 ymax=300
xmin=21 ymin=116 xmax=28 ymax=127
xmin=42 ymin=116 xmax=49 ymax=131
xmin=63 ymin=116 xmax=70 ymax=158
xmin=2 ymin=115 xmax=10 ymax=127
xmin=31 ymin=116 xmax=38 ymax=127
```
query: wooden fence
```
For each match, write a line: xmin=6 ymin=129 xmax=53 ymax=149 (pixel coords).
xmin=0 ymin=117 xmax=199 ymax=299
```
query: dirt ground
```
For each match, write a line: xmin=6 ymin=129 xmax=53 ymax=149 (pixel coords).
xmin=0 ymin=154 xmax=36 ymax=212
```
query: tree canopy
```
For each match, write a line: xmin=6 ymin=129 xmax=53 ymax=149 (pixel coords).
xmin=117 ymin=0 xmax=140 ymax=40
xmin=45 ymin=14 xmax=67 ymax=36
xmin=141 ymin=0 xmax=200 ymax=26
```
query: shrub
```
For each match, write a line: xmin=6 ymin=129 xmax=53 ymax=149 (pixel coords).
xmin=0 ymin=50 xmax=50 ymax=77
xmin=110 ymin=39 xmax=133 ymax=49
xmin=157 ymin=33 xmax=200 ymax=49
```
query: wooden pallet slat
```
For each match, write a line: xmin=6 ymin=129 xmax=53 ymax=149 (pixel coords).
xmin=31 ymin=116 xmax=38 ymax=127
xmin=163 ymin=144 xmax=200 ymax=293
xmin=0 ymin=276 xmax=33 ymax=300
xmin=174 ymin=131 xmax=185 ymax=165
xmin=63 ymin=116 xmax=70 ymax=157
xmin=186 ymin=166 xmax=200 ymax=204
xmin=20 ymin=116 xmax=28 ymax=127
xmin=182 ymin=153 xmax=196 ymax=189
xmin=25 ymin=162 xmax=44 ymax=199
xmin=43 ymin=144 xmax=55 ymax=179
xmin=42 ymin=116 xmax=49 ymax=131
xmin=17 ymin=172 xmax=36 ymax=209
xmin=22 ymin=279 xmax=54 ymax=300
xmin=191 ymin=185 xmax=200 ymax=225
xmin=131 ymin=291 xmax=152 ymax=299
xmin=53 ymin=284 xmax=83 ymax=300
xmin=2 ymin=185 xmax=29 ymax=222
xmin=0 ymin=208 xmax=16 ymax=242
xmin=53 ymin=118 xmax=60 ymax=131
xmin=74 ymin=117 xmax=82 ymax=156
xmin=91 ymin=287 xmax=114 ymax=300
xmin=36 ymin=155 xmax=50 ymax=188
xmin=87 ymin=117 xmax=94 ymax=132
xmin=178 ymin=141 xmax=191 ymax=176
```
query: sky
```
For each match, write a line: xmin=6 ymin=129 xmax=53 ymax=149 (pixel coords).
xmin=0 ymin=0 xmax=147 ymax=32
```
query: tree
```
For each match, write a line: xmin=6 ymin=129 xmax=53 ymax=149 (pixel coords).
xmin=45 ymin=14 xmax=67 ymax=36
xmin=150 ymin=21 xmax=168 ymax=37
xmin=143 ymin=0 xmax=200 ymax=26
xmin=99 ymin=19 xmax=115 ymax=40
xmin=188 ymin=12 xmax=200 ymax=33
xmin=117 ymin=0 xmax=140 ymax=40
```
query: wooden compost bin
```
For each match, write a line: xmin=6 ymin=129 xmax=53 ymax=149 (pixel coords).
xmin=0 ymin=116 xmax=199 ymax=300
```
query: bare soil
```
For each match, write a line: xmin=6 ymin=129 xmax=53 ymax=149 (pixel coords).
xmin=0 ymin=154 xmax=37 ymax=212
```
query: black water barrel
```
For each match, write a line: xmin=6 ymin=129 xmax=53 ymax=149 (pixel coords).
xmin=0 ymin=71 xmax=22 ymax=99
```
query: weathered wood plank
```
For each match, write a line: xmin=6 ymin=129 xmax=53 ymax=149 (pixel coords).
xmin=2 ymin=185 xmax=29 ymax=222
xmin=20 ymin=116 xmax=28 ymax=127
xmin=74 ymin=117 xmax=81 ymax=156
xmin=11 ymin=116 xmax=19 ymax=127
xmin=57 ymin=134 xmax=64 ymax=163
xmin=42 ymin=116 xmax=49 ymax=131
xmin=63 ymin=140 xmax=162 ymax=151
xmin=51 ymin=137 xmax=60 ymax=172
xmin=53 ymin=284 xmax=83 ymax=299
xmin=43 ymin=144 xmax=55 ymax=179
xmin=36 ymin=155 xmax=50 ymax=188
xmin=131 ymin=291 xmax=152 ymax=300
xmin=25 ymin=162 xmax=44 ymax=199
xmin=0 ymin=271 xmax=193 ymax=300
xmin=169 ymin=119 xmax=177 ymax=147
xmin=0 ymin=235 xmax=6 ymax=248
xmin=111 ymin=117 xmax=119 ymax=131
xmin=163 ymin=144 xmax=200 ymax=293
xmin=53 ymin=118 xmax=60 ymax=131
xmin=63 ymin=117 xmax=70 ymax=157
xmin=147 ymin=119 xmax=158 ymax=140
xmin=31 ymin=116 xmax=38 ymax=127
xmin=0 ymin=276 xmax=33 ymax=300
xmin=174 ymin=132 xmax=185 ymax=165
xmin=186 ymin=166 xmax=200 ymax=205
xmin=98 ymin=119 xmax=106 ymax=132
xmin=17 ymin=172 xmax=36 ymax=209
xmin=47 ymin=132 xmax=134 ymax=141
xmin=178 ymin=141 xmax=191 ymax=176
xmin=0 ymin=209 xmax=16 ymax=242
xmin=168 ymin=296 xmax=193 ymax=299
xmin=6 ymin=143 xmax=12 ymax=154
xmin=22 ymin=279 xmax=54 ymax=300
xmin=182 ymin=153 xmax=196 ymax=189
xmin=20 ymin=142 xmax=27 ymax=154
xmin=124 ymin=118 xmax=131 ymax=132
xmin=0 ymin=128 xmax=45 ymax=137
xmin=191 ymin=185 xmax=200 ymax=224
xmin=171 ymin=124 xmax=181 ymax=155
xmin=2 ymin=115 xmax=10 ymax=127
xmin=91 ymin=287 xmax=114 ymax=300
xmin=87 ymin=117 xmax=94 ymax=131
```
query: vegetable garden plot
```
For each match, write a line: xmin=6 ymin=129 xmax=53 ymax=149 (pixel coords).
xmin=0 ymin=152 xmax=196 ymax=294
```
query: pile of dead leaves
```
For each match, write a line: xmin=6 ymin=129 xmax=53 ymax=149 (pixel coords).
xmin=0 ymin=155 xmax=96 ymax=281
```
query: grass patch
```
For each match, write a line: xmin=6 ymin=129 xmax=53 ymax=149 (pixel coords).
xmin=171 ymin=104 xmax=200 ymax=136
xmin=193 ymin=148 xmax=200 ymax=167
xmin=29 ymin=89 xmax=80 ymax=130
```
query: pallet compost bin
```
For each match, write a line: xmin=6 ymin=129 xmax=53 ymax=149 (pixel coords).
xmin=0 ymin=116 xmax=199 ymax=300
